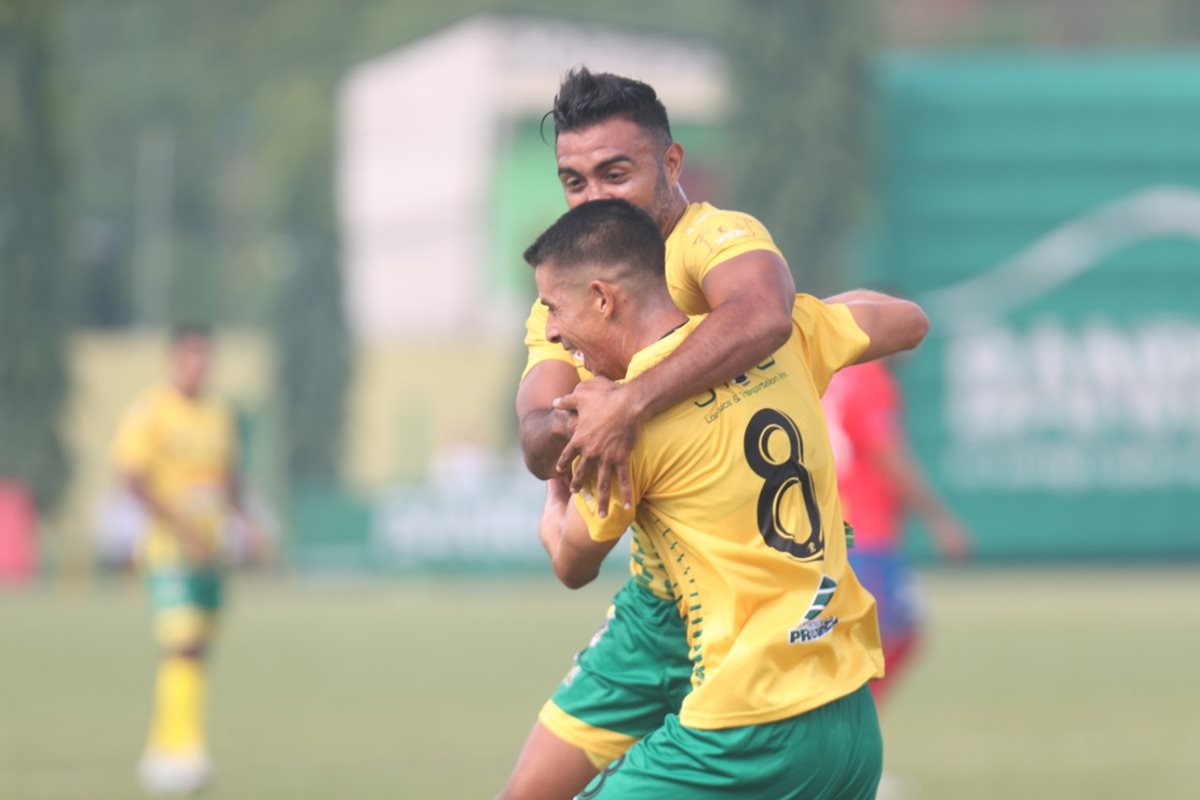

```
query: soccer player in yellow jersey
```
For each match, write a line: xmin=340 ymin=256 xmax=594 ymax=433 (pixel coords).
xmin=527 ymin=199 xmax=929 ymax=798
xmin=503 ymin=69 xmax=799 ymax=800
xmin=112 ymin=326 xmax=252 ymax=795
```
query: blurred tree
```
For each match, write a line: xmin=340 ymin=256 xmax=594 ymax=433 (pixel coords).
xmin=0 ymin=0 xmax=72 ymax=512
xmin=273 ymin=231 xmax=352 ymax=487
xmin=265 ymin=72 xmax=352 ymax=487
xmin=727 ymin=0 xmax=878 ymax=296
xmin=1166 ymin=0 xmax=1200 ymax=41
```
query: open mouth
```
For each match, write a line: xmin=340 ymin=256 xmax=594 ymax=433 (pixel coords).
xmin=562 ymin=341 xmax=588 ymax=369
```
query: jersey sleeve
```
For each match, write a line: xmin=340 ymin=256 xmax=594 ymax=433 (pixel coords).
xmin=680 ymin=208 xmax=786 ymax=289
xmin=569 ymin=444 xmax=652 ymax=542
xmin=521 ymin=299 xmax=580 ymax=382
xmin=112 ymin=393 xmax=157 ymax=474
xmin=790 ymin=294 xmax=871 ymax=396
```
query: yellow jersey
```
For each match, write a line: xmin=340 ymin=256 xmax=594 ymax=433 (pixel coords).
xmin=575 ymin=297 xmax=883 ymax=730
xmin=113 ymin=384 xmax=236 ymax=569
xmin=523 ymin=202 xmax=786 ymax=599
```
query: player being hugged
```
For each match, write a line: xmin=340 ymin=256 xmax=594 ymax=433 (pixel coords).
xmin=528 ymin=199 xmax=928 ymax=800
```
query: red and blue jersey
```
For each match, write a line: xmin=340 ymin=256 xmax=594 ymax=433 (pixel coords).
xmin=822 ymin=361 xmax=903 ymax=553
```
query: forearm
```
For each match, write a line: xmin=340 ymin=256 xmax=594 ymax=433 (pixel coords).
xmin=822 ymin=288 xmax=893 ymax=305
xmin=875 ymin=448 xmax=953 ymax=524
xmin=539 ymin=495 xmax=592 ymax=588
xmin=226 ymin=472 xmax=248 ymax=518
xmin=516 ymin=361 xmax=580 ymax=478
xmin=825 ymin=290 xmax=929 ymax=362
xmin=520 ymin=408 xmax=572 ymax=479
xmin=625 ymin=302 xmax=791 ymax=420
xmin=539 ymin=506 xmax=564 ymax=562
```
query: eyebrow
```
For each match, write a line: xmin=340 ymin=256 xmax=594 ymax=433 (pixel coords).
xmin=557 ymin=154 xmax=635 ymax=177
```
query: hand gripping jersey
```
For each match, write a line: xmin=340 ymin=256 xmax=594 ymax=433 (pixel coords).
xmin=574 ymin=298 xmax=884 ymax=730
xmin=522 ymin=202 xmax=786 ymax=600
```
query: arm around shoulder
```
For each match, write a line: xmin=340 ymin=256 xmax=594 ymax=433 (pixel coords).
xmin=827 ymin=289 xmax=929 ymax=364
xmin=516 ymin=360 xmax=580 ymax=479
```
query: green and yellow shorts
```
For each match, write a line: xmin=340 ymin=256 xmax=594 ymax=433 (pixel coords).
xmin=577 ymin=683 xmax=882 ymax=800
xmin=538 ymin=578 xmax=692 ymax=769
xmin=145 ymin=567 xmax=224 ymax=650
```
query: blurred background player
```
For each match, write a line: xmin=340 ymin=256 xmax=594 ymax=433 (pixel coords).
xmin=112 ymin=325 xmax=263 ymax=795
xmin=821 ymin=355 xmax=972 ymax=710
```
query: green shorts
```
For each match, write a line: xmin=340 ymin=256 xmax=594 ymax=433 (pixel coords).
xmin=145 ymin=567 xmax=224 ymax=650
xmin=538 ymin=578 xmax=692 ymax=767
xmin=577 ymin=683 xmax=882 ymax=800
xmin=146 ymin=567 xmax=224 ymax=613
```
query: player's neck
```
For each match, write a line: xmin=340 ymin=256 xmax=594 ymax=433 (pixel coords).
xmin=170 ymin=381 xmax=204 ymax=401
xmin=621 ymin=300 xmax=688 ymax=365
xmin=661 ymin=188 xmax=689 ymax=237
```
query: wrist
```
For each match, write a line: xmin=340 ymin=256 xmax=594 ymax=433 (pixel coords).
xmin=621 ymin=378 xmax=653 ymax=423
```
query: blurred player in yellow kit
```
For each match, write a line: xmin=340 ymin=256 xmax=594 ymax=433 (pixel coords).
xmin=112 ymin=325 xmax=259 ymax=795
xmin=528 ymin=199 xmax=930 ymax=798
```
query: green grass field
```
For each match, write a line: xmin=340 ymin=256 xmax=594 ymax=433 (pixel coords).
xmin=2 ymin=568 xmax=1198 ymax=800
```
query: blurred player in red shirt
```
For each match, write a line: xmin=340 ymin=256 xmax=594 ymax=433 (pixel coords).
xmin=822 ymin=358 xmax=971 ymax=707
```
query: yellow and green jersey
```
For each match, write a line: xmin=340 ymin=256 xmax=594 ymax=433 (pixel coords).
xmin=523 ymin=202 xmax=786 ymax=600
xmin=113 ymin=384 xmax=236 ymax=570
xmin=574 ymin=297 xmax=883 ymax=730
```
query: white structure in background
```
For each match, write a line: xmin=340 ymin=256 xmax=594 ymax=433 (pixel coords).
xmin=337 ymin=15 xmax=729 ymax=342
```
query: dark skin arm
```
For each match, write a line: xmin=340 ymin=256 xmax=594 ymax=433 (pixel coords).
xmin=554 ymin=250 xmax=796 ymax=509
xmin=516 ymin=360 xmax=580 ymax=479
xmin=871 ymin=437 xmax=970 ymax=561
xmin=225 ymin=467 xmax=275 ymax=565
xmin=823 ymin=289 xmax=930 ymax=363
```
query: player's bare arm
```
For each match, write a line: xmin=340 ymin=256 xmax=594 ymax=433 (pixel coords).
xmin=226 ymin=465 xmax=274 ymax=565
xmin=555 ymin=249 xmax=795 ymax=506
xmin=872 ymin=443 xmax=971 ymax=562
xmin=826 ymin=289 xmax=930 ymax=363
xmin=517 ymin=360 xmax=581 ymax=479
xmin=538 ymin=476 xmax=621 ymax=590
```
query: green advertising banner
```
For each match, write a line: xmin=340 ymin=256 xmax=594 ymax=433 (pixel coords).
xmin=876 ymin=55 xmax=1200 ymax=560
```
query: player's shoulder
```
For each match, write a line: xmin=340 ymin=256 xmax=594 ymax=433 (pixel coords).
xmin=677 ymin=201 xmax=774 ymax=241
xmin=786 ymin=293 xmax=835 ymax=333
xmin=198 ymin=391 xmax=236 ymax=422
xmin=125 ymin=384 xmax=174 ymax=416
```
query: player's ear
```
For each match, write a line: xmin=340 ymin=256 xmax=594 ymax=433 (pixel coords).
xmin=663 ymin=142 xmax=684 ymax=185
xmin=590 ymin=280 xmax=616 ymax=319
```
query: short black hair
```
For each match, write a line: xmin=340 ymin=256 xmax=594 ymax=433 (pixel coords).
xmin=170 ymin=323 xmax=212 ymax=344
xmin=548 ymin=67 xmax=673 ymax=147
xmin=524 ymin=199 xmax=665 ymax=283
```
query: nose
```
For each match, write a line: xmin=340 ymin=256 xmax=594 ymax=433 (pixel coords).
xmin=545 ymin=316 xmax=560 ymax=345
xmin=583 ymin=182 xmax=609 ymax=203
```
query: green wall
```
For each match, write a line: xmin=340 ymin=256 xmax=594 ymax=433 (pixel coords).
xmin=875 ymin=54 xmax=1200 ymax=560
